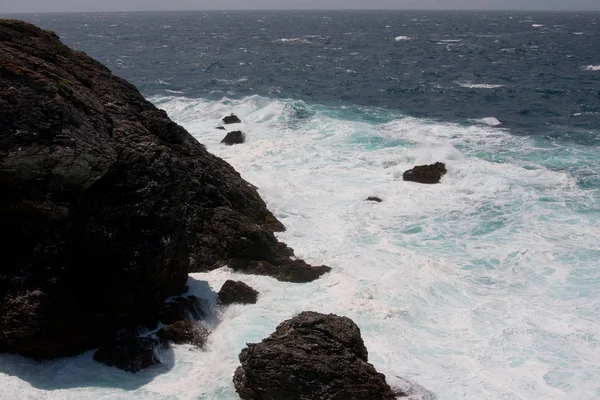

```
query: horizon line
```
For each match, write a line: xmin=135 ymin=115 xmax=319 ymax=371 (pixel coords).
xmin=2 ymin=8 xmax=600 ymax=15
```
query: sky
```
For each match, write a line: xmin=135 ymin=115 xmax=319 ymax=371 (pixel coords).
xmin=1 ymin=0 xmax=599 ymax=13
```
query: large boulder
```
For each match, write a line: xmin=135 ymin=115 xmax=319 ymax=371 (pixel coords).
xmin=402 ymin=162 xmax=447 ymax=184
xmin=217 ymin=280 xmax=259 ymax=305
xmin=0 ymin=20 xmax=329 ymax=359
xmin=233 ymin=311 xmax=400 ymax=400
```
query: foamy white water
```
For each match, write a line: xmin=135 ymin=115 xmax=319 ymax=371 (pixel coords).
xmin=1 ymin=95 xmax=599 ymax=400
xmin=469 ymin=117 xmax=502 ymax=126
xmin=582 ymin=65 xmax=600 ymax=71
xmin=456 ymin=82 xmax=505 ymax=89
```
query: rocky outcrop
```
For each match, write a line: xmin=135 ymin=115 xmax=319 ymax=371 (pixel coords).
xmin=0 ymin=20 xmax=329 ymax=359
xmin=223 ymin=114 xmax=241 ymax=124
xmin=218 ymin=280 xmax=259 ymax=305
xmin=403 ymin=162 xmax=447 ymax=184
xmin=93 ymin=337 xmax=168 ymax=373
xmin=156 ymin=320 xmax=208 ymax=347
xmin=229 ymin=258 xmax=332 ymax=283
xmin=233 ymin=311 xmax=400 ymax=400
xmin=221 ymin=130 xmax=245 ymax=145
xmin=366 ymin=196 xmax=383 ymax=202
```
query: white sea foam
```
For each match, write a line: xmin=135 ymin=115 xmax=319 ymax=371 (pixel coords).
xmin=1 ymin=95 xmax=599 ymax=400
xmin=275 ymin=38 xmax=312 ymax=44
xmin=582 ymin=65 xmax=600 ymax=71
xmin=456 ymin=82 xmax=505 ymax=89
xmin=469 ymin=117 xmax=502 ymax=126
xmin=532 ymin=24 xmax=544 ymax=28
xmin=395 ymin=36 xmax=411 ymax=41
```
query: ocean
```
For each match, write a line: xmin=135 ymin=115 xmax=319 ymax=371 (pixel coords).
xmin=1 ymin=10 xmax=599 ymax=400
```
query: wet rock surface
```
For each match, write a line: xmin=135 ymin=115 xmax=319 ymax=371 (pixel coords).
xmin=0 ymin=20 xmax=330 ymax=359
xmin=233 ymin=311 xmax=400 ymax=400
xmin=403 ymin=162 xmax=447 ymax=184
xmin=222 ymin=114 xmax=241 ymax=124
xmin=156 ymin=320 xmax=208 ymax=347
xmin=220 ymin=130 xmax=245 ymax=145
xmin=217 ymin=280 xmax=259 ymax=305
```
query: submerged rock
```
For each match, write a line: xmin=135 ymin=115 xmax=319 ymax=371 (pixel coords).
xmin=156 ymin=320 xmax=208 ymax=347
xmin=223 ymin=114 xmax=241 ymax=124
xmin=0 ymin=20 xmax=329 ymax=359
xmin=403 ymin=162 xmax=447 ymax=184
xmin=233 ymin=311 xmax=399 ymax=400
xmin=366 ymin=196 xmax=383 ymax=202
xmin=220 ymin=130 xmax=245 ymax=145
xmin=217 ymin=280 xmax=259 ymax=305
xmin=93 ymin=337 xmax=168 ymax=373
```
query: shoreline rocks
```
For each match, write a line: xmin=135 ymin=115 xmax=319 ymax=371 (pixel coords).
xmin=156 ymin=320 xmax=209 ymax=347
xmin=233 ymin=311 xmax=401 ymax=400
xmin=217 ymin=280 xmax=259 ymax=305
xmin=0 ymin=19 xmax=330 ymax=360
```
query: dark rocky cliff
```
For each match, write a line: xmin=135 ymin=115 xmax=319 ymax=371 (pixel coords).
xmin=0 ymin=20 xmax=329 ymax=359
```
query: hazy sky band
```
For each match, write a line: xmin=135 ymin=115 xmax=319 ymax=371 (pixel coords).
xmin=1 ymin=0 xmax=600 ymax=13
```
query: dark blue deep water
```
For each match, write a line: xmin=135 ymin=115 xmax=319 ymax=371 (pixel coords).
xmin=12 ymin=11 xmax=600 ymax=137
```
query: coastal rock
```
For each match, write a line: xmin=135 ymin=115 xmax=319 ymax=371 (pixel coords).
xmin=366 ymin=196 xmax=383 ymax=202
xmin=217 ymin=280 xmax=259 ymax=305
xmin=402 ymin=162 xmax=447 ymax=184
xmin=220 ymin=130 xmax=245 ymax=145
xmin=0 ymin=20 xmax=329 ymax=359
xmin=233 ymin=311 xmax=399 ymax=400
xmin=93 ymin=337 xmax=169 ymax=373
xmin=156 ymin=320 xmax=208 ymax=347
xmin=223 ymin=114 xmax=241 ymax=124
xmin=229 ymin=259 xmax=331 ymax=283
xmin=158 ymin=295 xmax=205 ymax=325
xmin=216 ymin=126 xmax=226 ymax=130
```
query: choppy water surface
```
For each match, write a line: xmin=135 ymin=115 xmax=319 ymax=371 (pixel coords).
xmin=1 ymin=10 xmax=599 ymax=400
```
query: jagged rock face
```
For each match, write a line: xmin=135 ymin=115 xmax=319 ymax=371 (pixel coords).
xmin=403 ymin=162 xmax=447 ymax=184
xmin=0 ymin=20 xmax=329 ymax=359
xmin=217 ymin=280 xmax=259 ymax=305
xmin=233 ymin=311 xmax=398 ymax=400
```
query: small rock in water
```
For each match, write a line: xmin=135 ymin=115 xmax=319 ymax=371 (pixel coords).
xmin=233 ymin=311 xmax=399 ymax=400
xmin=365 ymin=196 xmax=383 ymax=202
xmin=93 ymin=337 xmax=169 ymax=373
xmin=218 ymin=280 xmax=259 ymax=305
xmin=156 ymin=320 xmax=209 ymax=347
xmin=403 ymin=162 xmax=447 ymax=184
xmin=223 ymin=114 xmax=241 ymax=124
xmin=216 ymin=126 xmax=226 ymax=130
xmin=221 ymin=130 xmax=245 ymax=145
